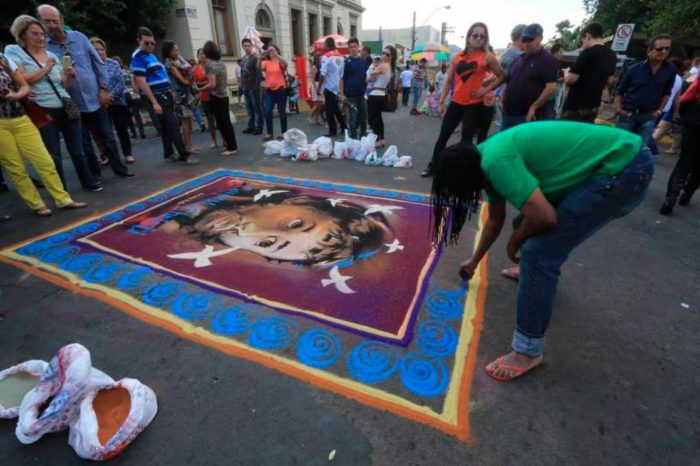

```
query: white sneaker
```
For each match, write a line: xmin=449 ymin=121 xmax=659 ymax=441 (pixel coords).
xmin=0 ymin=360 xmax=48 ymax=419
xmin=222 ymin=150 xmax=238 ymax=156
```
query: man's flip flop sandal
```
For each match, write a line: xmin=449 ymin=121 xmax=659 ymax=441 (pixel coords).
xmin=69 ymin=378 xmax=158 ymax=461
xmin=0 ymin=360 xmax=48 ymax=419
xmin=485 ymin=355 xmax=543 ymax=382
xmin=15 ymin=343 xmax=93 ymax=444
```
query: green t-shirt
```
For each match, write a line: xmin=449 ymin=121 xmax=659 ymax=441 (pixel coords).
xmin=478 ymin=121 xmax=643 ymax=209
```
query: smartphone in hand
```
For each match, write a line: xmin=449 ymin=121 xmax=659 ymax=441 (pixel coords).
xmin=62 ymin=55 xmax=72 ymax=68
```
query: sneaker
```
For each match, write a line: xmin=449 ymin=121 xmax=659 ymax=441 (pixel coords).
xmin=209 ymin=143 xmax=218 ymax=149
xmin=221 ymin=150 xmax=238 ymax=156
xmin=165 ymin=156 xmax=178 ymax=163
xmin=87 ymin=185 xmax=104 ymax=192
xmin=659 ymin=202 xmax=674 ymax=215
xmin=68 ymin=377 xmax=157 ymax=461
xmin=16 ymin=344 xmax=93 ymax=444
xmin=421 ymin=168 xmax=433 ymax=178
xmin=0 ymin=360 xmax=48 ymax=419
xmin=179 ymin=158 xmax=200 ymax=165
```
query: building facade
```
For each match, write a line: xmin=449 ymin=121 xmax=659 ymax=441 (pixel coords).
xmin=165 ymin=0 xmax=365 ymax=74
xmin=359 ymin=25 xmax=441 ymax=50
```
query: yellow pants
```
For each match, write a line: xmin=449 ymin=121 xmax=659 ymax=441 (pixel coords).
xmin=0 ymin=115 xmax=72 ymax=210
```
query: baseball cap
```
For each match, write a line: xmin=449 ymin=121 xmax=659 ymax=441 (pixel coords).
xmin=521 ymin=24 xmax=543 ymax=40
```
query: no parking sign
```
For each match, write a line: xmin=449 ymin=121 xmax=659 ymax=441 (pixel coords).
xmin=611 ymin=23 xmax=635 ymax=52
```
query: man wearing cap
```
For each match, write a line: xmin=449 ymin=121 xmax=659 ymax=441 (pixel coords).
xmin=500 ymin=24 xmax=526 ymax=75
xmin=500 ymin=24 xmax=559 ymax=130
xmin=614 ymin=34 xmax=676 ymax=144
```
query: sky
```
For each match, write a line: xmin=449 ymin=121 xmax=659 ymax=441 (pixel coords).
xmin=360 ymin=0 xmax=589 ymax=49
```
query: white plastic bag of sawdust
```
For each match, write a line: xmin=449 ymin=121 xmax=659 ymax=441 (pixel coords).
xmin=0 ymin=360 xmax=48 ymax=419
xmin=263 ymin=140 xmax=284 ymax=156
xmin=280 ymin=142 xmax=298 ymax=158
xmin=359 ymin=133 xmax=378 ymax=160
xmin=313 ymin=137 xmax=333 ymax=158
xmin=344 ymin=130 xmax=363 ymax=160
xmin=393 ymin=156 xmax=413 ymax=168
xmin=283 ymin=128 xmax=308 ymax=147
xmin=333 ymin=141 xmax=352 ymax=159
xmin=293 ymin=144 xmax=319 ymax=161
xmin=364 ymin=150 xmax=382 ymax=166
xmin=381 ymin=145 xmax=399 ymax=166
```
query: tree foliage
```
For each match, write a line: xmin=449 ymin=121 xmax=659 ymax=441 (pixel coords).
xmin=583 ymin=0 xmax=700 ymax=41
xmin=0 ymin=0 xmax=176 ymax=49
xmin=547 ymin=20 xmax=582 ymax=51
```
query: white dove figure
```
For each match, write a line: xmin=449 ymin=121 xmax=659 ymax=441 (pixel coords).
xmin=364 ymin=204 xmax=405 ymax=216
xmin=321 ymin=266 xmax=356 ymax=294
xmin=167 ymin=245 xmax=239 ymax=268
xmin=328 ymin=198 xmax=347 ymax=207
xmin=385 ymin=239 xmax=404 ymax=254
xmin=253 ymin=189 xmax=289 ymax=202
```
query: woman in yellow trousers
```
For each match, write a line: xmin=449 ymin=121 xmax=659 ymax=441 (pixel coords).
xmin=0 ymin=53 xmax=86 ymax=217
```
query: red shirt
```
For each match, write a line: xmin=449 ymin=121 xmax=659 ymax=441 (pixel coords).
xmin=193 ymin=64 xmax=209 ymax=102
xmin=451 ymin=49 xmax=488 ymax=106
xmin=680 ymin=78 xmax=700 ymax=105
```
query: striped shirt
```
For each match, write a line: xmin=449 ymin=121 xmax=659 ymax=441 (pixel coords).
xmin=130 ymin=48 xmax=171 ymax=94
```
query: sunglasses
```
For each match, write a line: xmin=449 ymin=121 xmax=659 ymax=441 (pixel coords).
xmin=471 ymin=34 xmax=487 ymax=40
xmin=654 ymin=47 xmax=670 ymax=52
xmin=143 ymin=40 xmax=156 ymax=46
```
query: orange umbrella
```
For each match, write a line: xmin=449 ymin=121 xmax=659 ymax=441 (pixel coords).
xmin=310 ymin=34 xmax=350 ymax=55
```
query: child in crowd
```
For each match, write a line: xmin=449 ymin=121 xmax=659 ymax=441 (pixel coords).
xmin=365 ymin=56 xmax=382 ymax=97
xmin=287 ymin=74 xmax=300 ymax=114
xmin=425 ymin=85 xmax=439 ymax=117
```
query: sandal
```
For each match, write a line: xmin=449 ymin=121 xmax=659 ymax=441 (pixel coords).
xmin=57 ymin=201 xmax=88 ymax=210
xmin=485 ymin=354 xmax=543 ymax=382
xmin=501 ymin=265 xmax=520 ymax=281
xmin=125 ymin=155 xmax=135 ymax=164
xmin=33 ymin=207 xmax=52 ymax=217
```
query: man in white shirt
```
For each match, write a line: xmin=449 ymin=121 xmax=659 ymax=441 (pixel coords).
xmin=317 ymin=37 xmax=347 ymax=137
xmin=400 ymin=65 xmax=413 ymax=107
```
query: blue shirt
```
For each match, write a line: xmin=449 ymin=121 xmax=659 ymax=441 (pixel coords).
xmin=616 ymin=60 xmax=676 ymax=113
xmin=104 ymin=58 xmax=126 ymax=106
xmin=130 ymin=48 xmax=171 ymax=95
xmin=342 ymin=56 xmax=369 ymax=98
xmin=46 ymin=30 xmax=108 ymax=113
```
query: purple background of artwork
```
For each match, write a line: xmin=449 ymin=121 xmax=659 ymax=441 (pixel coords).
xmin=79 ymin=177 xmax=438 ymax=339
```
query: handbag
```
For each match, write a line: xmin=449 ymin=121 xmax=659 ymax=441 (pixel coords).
xmin=382 ymin=73 xmax=398 ymax=113
xmin=21 ymin=46 xmax=80 ymax=120
xmin=21 ymin=99 xmax=53 ymax=128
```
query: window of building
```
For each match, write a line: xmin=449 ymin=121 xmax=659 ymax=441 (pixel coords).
xmin=290 ymin=9 xmax=303 ymax=56
xmin=323 ymin=16 xmax=332 ymax=36
xmin=308 ymin=13 xmax=318 ymax=44
xmin=336 ymin=20 xmax=343 ymax=35
xmin=256 ymin=8 xmax=272 ymax=30
xmin=212 ymin=0 xmax=233 ymax=56
xmin=350 ymin=23 xmax=357 ymax=38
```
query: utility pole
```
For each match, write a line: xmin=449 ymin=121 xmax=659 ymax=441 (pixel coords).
xmin=411 ymin=11 xmax=416 ymax=51
xmin=440 ymin=22 xmax=455 ymax=46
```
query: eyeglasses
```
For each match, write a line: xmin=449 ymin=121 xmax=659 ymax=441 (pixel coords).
xmin=143 ymin=40 xmax=156 ymax=46
xmin=654 ymin=47 xmax=670 ymax=52
xmin=471 ymin=34 xmax=487 ymax=40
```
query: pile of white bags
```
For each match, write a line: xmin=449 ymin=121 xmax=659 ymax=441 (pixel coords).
xmin=261 ymin=128 xmax=413 ymax=168
xmin=0 ymin=343 xmax=157 ymax=461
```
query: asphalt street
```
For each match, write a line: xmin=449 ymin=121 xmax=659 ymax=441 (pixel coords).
xmin=0 ymin=107 xmax=698 ymax=465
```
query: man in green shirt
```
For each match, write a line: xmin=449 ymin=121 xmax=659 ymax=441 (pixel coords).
xmin=431 ymin=121 xmax=653 ymax=381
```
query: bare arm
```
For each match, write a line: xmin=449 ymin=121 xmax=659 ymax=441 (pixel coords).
xmin=459 ymin=201 xmax=506 ymax=281
xmin=198 ymin=72 xmax=217 ymax=92
xmin=506 ymin=189 xmax=557 ymax=262
xmin=2 ymin=69 xmax=31 ymax=101
xmin=526 ymin=82 xmax=557 ymax=120
xmin=563 ymin=71 xmax=580 ymax=85
xmin=17 ymin=62 xmax=52 ymax=85
xmin=169 ymin=65 xmax=191 ymax=86
xmin=133 ymin=75 xmax=160 ymax=112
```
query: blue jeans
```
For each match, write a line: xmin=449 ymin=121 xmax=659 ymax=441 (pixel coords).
xmin=39 ymin=107 xmax=98 ymax=190
xmin=412 ymin=84 xmax=423 ymax=108
xmin=500 ymin=113 xmax=527 ymax=131
xmin=512 ymin=148 xmax=654 ymax=356
xmin=81 ymin=106 xmax=129 ymax=177
xmin=402 ymin=87 xmax=411 ymax=106
xmin=192 ymin=104 xmax=204 ymax=127
xmin=616 ymin=112 xmax=655 ymax=149
xmin=244 ymin=88 xmax=263 ymax=130
xmin=264 ymin=88 xmax=287 ymax=136
xmin=346 ymin=96 xmax=367 ymax=139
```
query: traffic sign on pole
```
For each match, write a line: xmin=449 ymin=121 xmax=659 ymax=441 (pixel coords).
xmin=611 ymin=23 xmax=635 ymax=52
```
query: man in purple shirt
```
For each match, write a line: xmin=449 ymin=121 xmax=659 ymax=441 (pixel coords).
xmin=500 ymin=24 xmax=559 ymax=131
xmin=38 ymin=4 xmax=133 ymax=180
